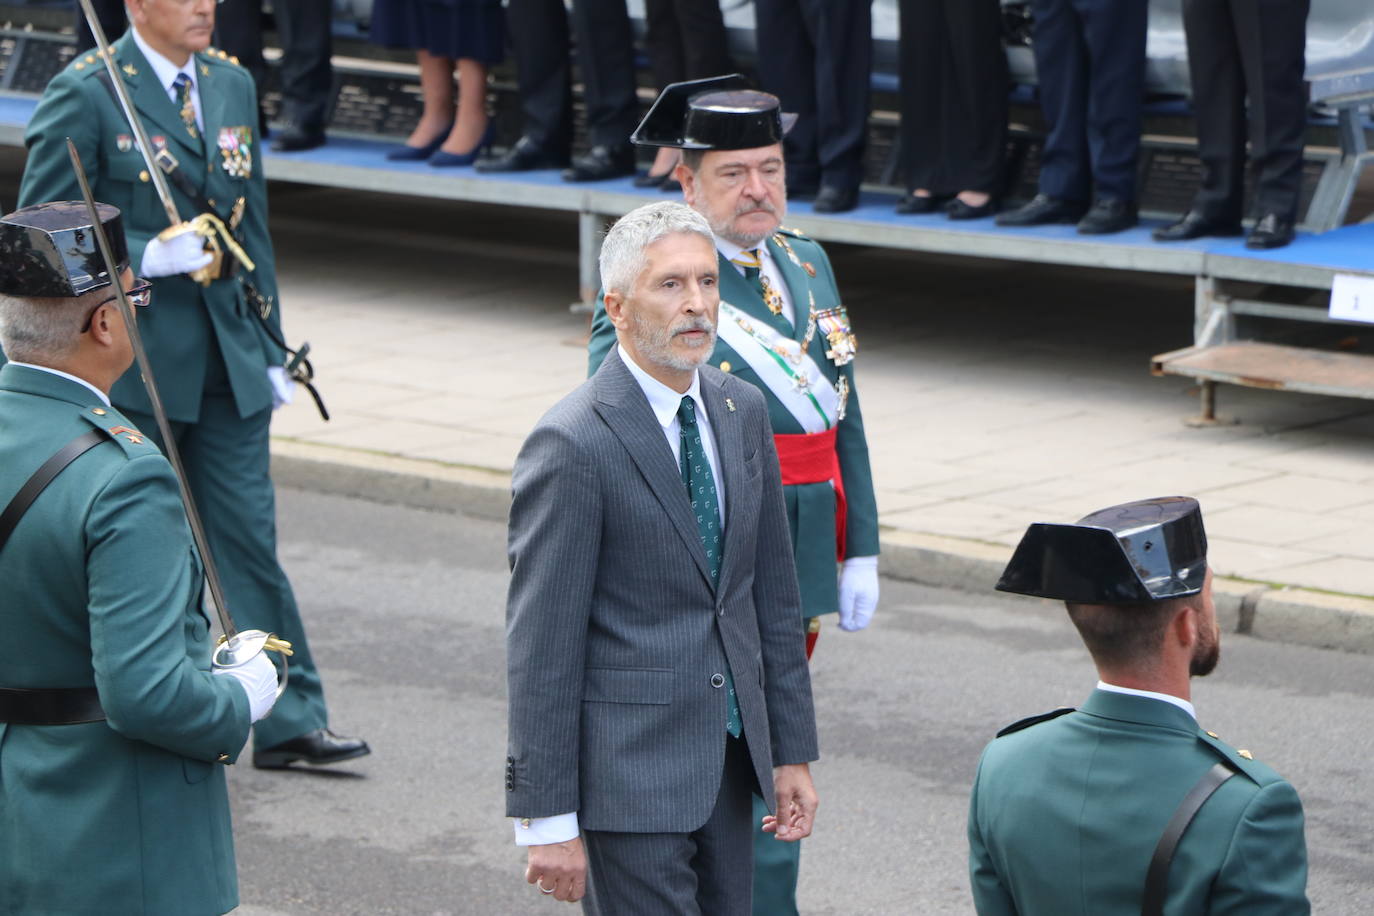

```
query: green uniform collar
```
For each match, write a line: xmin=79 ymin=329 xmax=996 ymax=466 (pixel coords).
xmin=1080 ymin=688 xmax=1199 ymax=736
xmin=0 ymin=362 xmax=109 ymax=408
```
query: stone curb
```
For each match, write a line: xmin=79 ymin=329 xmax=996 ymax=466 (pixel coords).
xmin=271 ymin=438 xmax=1374 ymax=656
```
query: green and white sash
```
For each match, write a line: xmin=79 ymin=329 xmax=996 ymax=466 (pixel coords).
xmin=717 ymin=300 xmax=839 ymax=433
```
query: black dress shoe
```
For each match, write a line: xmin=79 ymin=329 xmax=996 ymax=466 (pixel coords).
xmin=945 ymin=196 xmax=998 ymax=220
xmin=253 ymin=728 xmax=371 ymax=769
xmin=271 ymin=125 xmax=326 ymax=153
xmin=1077 ymin=197 xmax=1137 ymax=235
xmin=1152 ymin=211 xmax=1244 ymax=242
xmin=475 ymin=136 xmax=569 ymax=173
xmin=812 ymin=184 xmax=858 ymax=213
xmin=1246 ymin=212 xmax=1296 ymax=249
xmin=895 ymin=193 xmax=948 ymax=215
xmin=995 ymin=193 xmax=1087 ymax=227
xmin=562 ymin=144 xmax=635 ymax=182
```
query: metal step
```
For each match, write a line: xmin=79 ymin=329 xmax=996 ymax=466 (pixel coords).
xmin=1152 ymin=341 xmax=1374 ymax=399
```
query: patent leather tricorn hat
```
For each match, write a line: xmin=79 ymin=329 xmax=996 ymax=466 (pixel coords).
xmin=0 ymin=200 xmax=128 ymax=298
xmin=631 ymin=74 xmax=798 ymax=150
xmin=996 ymin=496 xmax=1208 ymax=603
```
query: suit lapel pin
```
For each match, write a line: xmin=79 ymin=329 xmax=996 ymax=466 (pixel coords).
xmin=725 ymin=398 xmax=736 ymax=412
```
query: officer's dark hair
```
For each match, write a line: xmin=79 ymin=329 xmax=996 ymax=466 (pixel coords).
xmin=1064 ymin=597 xmax=1190 ymax=669
xmin=681 ymin=149 xmax=706 ymax=173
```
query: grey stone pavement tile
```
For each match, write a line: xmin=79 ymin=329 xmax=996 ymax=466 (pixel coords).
xmin=261 ymin=188 xmax=1374 ymax=600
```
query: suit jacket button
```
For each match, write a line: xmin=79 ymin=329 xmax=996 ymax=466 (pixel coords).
xmin=710 ymin=673 xmax=725 ymax=688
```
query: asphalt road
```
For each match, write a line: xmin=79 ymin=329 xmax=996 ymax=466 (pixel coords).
xmin=232 ymin=487 xmax=1374 ymax=915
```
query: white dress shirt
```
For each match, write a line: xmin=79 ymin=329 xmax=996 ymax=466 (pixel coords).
xmin=512 ymin=345 xmax=728 ymax=846
xmin=131 ymin=26 xmax=204 ymax=131
xmin=8 ymin=361 xmax=111 ymax=406
xmin=1096 ymin=680 xmax=1197 ymax=720
xmin=715 ymin=236 xmax=796 ymax=329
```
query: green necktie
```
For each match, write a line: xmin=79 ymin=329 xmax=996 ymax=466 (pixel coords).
xmin=677 ymin=396 xmax=741 ymax=738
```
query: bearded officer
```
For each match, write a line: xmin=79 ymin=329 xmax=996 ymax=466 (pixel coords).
xmin=0 ymin=200 xmax=279 ymax=914
xmin=970 ymin=497 xmax=1310 ymax=914
xmin=587 ymin=76 xmax=880 ymax=916
xmin=16 ymin=0 xmax=368 ymax=768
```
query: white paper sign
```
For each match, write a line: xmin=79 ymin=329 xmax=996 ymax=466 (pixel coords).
xmin=1330 ymin=273 xmax=1374 ymax=324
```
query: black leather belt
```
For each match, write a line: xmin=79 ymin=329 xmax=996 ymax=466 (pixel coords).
xmin=0 ymin=686 xmax=106 ymax=725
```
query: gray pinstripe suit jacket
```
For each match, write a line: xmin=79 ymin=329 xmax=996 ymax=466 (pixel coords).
xmin=505 ymin=352 xmax=819 ymax=834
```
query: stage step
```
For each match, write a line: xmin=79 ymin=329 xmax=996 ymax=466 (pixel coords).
xmin=1152 ymin=341 xmax=1374 ymax=400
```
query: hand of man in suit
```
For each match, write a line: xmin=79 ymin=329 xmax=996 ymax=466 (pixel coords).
xmin=526 ymin=837 xmax=587 ymax=902
xmin=761 ymin=763 xmax=818 ymax=842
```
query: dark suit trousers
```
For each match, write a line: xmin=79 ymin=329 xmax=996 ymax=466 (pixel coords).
xmin=125 ymin=350 xmax=329 ymax=749
xmin=897 ymin=0 xmax=1008 ymax=196
xmin=74 ymin=0 xmax=126 ymax=52
xmin=583 ymin=734 xmax=755 ymax=915
xmin=1030 ymin=0 xmax=1148 ymax=203
xmin=753 ymin=0 xmax=872 ymax=191
xmin=644 ymin=0 xmax=734 ymax=88
xmin=216 ymin=0 xmax=335 ymax=131
xmin=1182 ymin=0 xmax=1310 ymax=222
xmin=508 ymin=0 xmax=639 ymax=152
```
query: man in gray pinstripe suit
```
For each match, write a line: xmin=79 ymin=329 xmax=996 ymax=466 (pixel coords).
xmin=505 ymin=201 xmax=820 ymax=913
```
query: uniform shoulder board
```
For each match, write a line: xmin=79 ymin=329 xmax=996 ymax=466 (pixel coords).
xmin=776 ymin=225 xmax=809 ymax=239
xmin=78 ymin=406 xmax=160 ymax=459
xmin=996 ymin=707 xmax=1076 ymax=738
xmin=1195 ymin=728 xmax=1283 ymax=787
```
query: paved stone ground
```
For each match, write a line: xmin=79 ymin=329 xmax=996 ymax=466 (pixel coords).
xmin=266 ymin=183 xmax=1374 ymax=603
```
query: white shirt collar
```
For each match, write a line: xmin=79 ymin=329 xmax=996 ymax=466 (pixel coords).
xmin=8 ymin=361 xmax=111 ymax=406
xmin=1096 ymin=680 xmax=1197 ymax=720
xmin=616 ymin=345 xmax=703 ymax=428
xmin=131 ymin=25 xmax=197 ymax=95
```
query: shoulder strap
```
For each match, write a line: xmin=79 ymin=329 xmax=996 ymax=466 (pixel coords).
xmin=0 ymin=429 xmax=110 ymax=554
xmin=1141 ymin=761 xmax=1238 ymax=916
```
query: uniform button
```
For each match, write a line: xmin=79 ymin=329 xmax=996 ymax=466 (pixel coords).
xmin=710 ymin=673 xmax=725 ymax=688
xmin=92 ymin=407 xmax=106 ymax=415
xmin=138 ymin=170 xmax=149 ymax=183
xmin=217 ymin=753 xmax=229 ymax=763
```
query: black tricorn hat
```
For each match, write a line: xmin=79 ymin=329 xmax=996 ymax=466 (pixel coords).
xmin=631 ymin=74 xmax=798 ymax=150
xmin=996 ymin=496 xmax=1208 ymax=603
xmin=0 ymin=200 xmax=129 ymax=298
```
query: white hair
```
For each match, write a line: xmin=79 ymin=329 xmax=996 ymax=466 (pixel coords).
xmin=0 ymin=291 xmax=94 ymax=364
xmin=599 ymin=201 xmax=714 ymax=296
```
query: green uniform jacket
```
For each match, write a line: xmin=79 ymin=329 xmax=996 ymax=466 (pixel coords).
xmin=18 ymin=34 xmax=283 ymax=423
xmin=0 ymin=365 xmax=251 ymax=915
xmin=588 ymin=230 xmax=879 ymax=617
xmin=968 ymin=689 xmax=1310 ymax=915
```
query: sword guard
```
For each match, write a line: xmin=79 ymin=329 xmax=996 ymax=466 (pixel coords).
xmin=214 ymin=629 xmax=293 ymax=699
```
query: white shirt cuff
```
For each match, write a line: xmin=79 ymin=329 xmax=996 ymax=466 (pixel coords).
xmin=842 ymin=555 xmax=879 ymax=569
xmin=512 ymin=812 xmax=580 ymax=846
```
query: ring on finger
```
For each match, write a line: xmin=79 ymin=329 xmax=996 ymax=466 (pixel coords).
xmin=537 ymin=878 xmax=555 ymax=895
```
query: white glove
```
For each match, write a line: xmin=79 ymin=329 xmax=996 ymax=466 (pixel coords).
xmin=140 ymin=228 xmax=214 ymax=278
xmin=266 ymin=366 xmax=295 ymax=409
xmin=837 ymin=555 xmax=880 ymax=631
xmin=213 ymin=651 xmax=278 ymax=722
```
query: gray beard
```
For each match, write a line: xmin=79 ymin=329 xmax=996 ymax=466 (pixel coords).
xmin=628 ymin=311 xmax=717 ymax=373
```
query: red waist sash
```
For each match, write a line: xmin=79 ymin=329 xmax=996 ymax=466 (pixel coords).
xmin=773 ymin=427 xmax=846 ymax=561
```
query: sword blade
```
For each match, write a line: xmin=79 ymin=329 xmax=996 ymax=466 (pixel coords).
xmin=67 ymin=139 xmax=239 ymax=643
xmin=76 ymin=0 xmax=182 ymax=228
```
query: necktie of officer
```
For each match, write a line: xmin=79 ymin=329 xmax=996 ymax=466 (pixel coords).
xmin=172 ymin=73 xmax=198 ymax=139
xmin=677 ymin=396 xmax=741 ymax=738
xmin=731 ymin=248 xmax=785 ymax=318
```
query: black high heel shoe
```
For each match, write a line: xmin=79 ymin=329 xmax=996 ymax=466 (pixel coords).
xmin=946 ymin=196 xmax=999 ymax=220
xmin=386 ymin=123 xmax=454 ymax=161
xmin=895 ymin=192 xmax=949 ymax=215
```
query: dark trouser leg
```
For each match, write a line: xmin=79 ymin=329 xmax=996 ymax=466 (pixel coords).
xmin=897 ymin=0 xmax=948 ymax=193
xmin=1182 ymin=0 xmax=1248 ymax=222
xmin=754 ymin=0 xmax=820 ymax=189
xmin=944 ymin=0 xmax=1008 ymax=195
xmin=1028 ymin=0 xmax=1091 ymax=202
xmin=1078 ymin=0 xmax=1147 ymax=202
xmin=214 ymin=0 xmax=268 ymax=133
xmin=275 ymin=0 xmax=335 ymax=133
xmin=645 ymin=0 xmax=688 ymax=88
xmin=583 ymin=736 xmax=754 ymax=915
xmin=75 ymin=0 xmax=126 ymax=52
xmin=508 ymin=0 xmax=574 ymax=153
xmin=1237 ymin=0 xmax=1310 ymax=221
xmin=672 ymin=0 xmax=733 ymax=79
xmin=124 ymin=360 xmax=329 ymax=748
xmin=798 ymin=0 xmax=871 ymax=192
xmin=569 ymin=0 xmax=639 ymax=148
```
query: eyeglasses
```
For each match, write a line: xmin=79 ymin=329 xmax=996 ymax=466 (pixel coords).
xmin=80 ymin=278 xmax=153 ymax=333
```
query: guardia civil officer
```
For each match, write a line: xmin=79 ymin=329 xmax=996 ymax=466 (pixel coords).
xmin=970 ymin=497 xmax=1310 ymax=914
xmin=17 ymin=0 xmax=369 ymax=768
xmin=587 ymin=77 xmax=881 ymax=916
xmin=0 ymin=201 xmax=278 ymax=914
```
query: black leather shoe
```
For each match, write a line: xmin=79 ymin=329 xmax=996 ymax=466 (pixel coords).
xmin=1152 ymin=211 xmax=1244 ymax=242
xmin=945 ymin=196 xmax=998 ymax=220
xmin=1245 ymin=213 xmax=1296 ymax=249
xmin=1077 ymin=197 xmax=1137 ymax=235
xmin=812 ymin=184 xmax=859 ymax=213
xmin=253 ymin=728 xmax=371 ymax=769
xmin=271 ymin=125 xmax=326 ymax=152
xmin=475 ymin=136 xmax=569 ymax=173
xmin=895 ymin=192 xmax=948 ymax=215
xmin=633 ymin=170 xmax=672 ymax=188
xmin=995 ymin=193 xmax=1086 ymax=227
xmin=562 ymin=144 xmax=635 ymax=182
